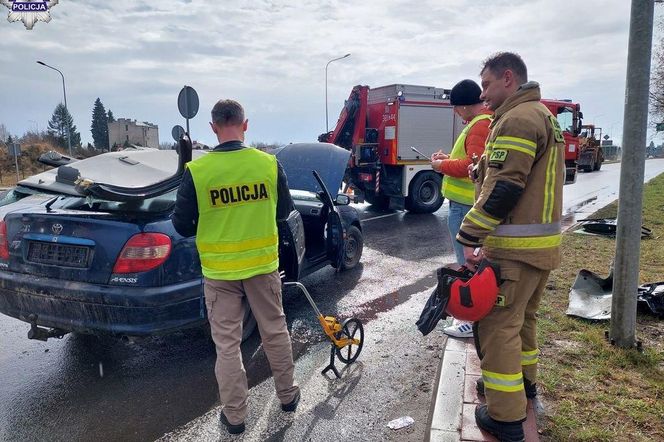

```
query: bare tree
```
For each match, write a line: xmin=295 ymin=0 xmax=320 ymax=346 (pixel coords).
xmin=650 ymin=9 xmax=664 ymax=126
xmin=251 ymin=141 xmax=283 ymax=152
xmin=0 ymin=123 xmax=9 ymax=143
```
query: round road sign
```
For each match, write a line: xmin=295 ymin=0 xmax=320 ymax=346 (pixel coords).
xmin=171 ymin=125 xmax=186 ymax=141
xmin=177 ymin=86 xmax=199 ymax=119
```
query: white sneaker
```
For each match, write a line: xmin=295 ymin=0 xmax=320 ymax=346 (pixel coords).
xmin=443 ymin=321 xmax=473 ymax=338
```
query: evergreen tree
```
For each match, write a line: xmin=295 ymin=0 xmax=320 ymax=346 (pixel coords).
xmin=107 ymin=109 xmax=115 ymax=122
xmin=47 ymin=103 xmax=81 ymax=149
xmin=90 ymin=98 xmax=109 ymax=150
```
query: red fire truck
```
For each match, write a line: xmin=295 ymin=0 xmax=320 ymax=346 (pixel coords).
xmin=320 ymin=85 xmax=581 ymax=212
xmin=539 ymin=99 xmax=583 ymax=183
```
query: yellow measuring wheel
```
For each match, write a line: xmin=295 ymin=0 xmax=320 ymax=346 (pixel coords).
xmin=284 ymin=282 xmax=364 ymax=378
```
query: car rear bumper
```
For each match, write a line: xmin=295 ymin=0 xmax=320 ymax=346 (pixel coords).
xmin=0 ymin=271 xmax=205 ymax=336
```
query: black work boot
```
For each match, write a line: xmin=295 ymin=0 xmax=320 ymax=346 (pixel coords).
xmin=476 ymin=378 xmax=537 ymax=399
xmin=475 ymin=404 xmax=525 ymax=442
xmin=281 ymin=390 xmax=300 ymax=412
xmin=219 ymin=411 xmax=245 ymax=435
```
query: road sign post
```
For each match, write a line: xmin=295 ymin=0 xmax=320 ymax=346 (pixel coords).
xmin=611 ymin=0 xmax=655 ymax=349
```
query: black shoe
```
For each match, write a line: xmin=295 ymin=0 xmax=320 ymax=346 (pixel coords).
xmin=476 ymin=378 xmax=537 ymax=399
xmin=281 ymin=390 xmax=300 ymax=412
xmin=219 ymin=411 xmax=245 ymax=435
xmin=475 ymin=405 xmax=525 ymax=442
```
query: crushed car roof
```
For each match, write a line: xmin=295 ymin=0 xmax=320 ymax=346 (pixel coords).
xmin=20 ymin=150 xmax=207 ymax=195
xmin=18 ymin=143 xmax=350 ymax=201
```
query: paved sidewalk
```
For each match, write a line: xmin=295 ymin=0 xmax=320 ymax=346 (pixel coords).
xmin=428 ymin=336 xmax=540 ymax=441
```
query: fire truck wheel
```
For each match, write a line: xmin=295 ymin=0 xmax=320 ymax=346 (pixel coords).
xmin=406 ymin=171 xmax=443 ymax=214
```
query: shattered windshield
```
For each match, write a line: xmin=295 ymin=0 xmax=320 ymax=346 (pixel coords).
xmin=1 ymin=186 xmax=176 ymax=213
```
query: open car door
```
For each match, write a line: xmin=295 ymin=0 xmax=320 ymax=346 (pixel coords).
xmin=313 ymin=170 xmax=345 ymax=270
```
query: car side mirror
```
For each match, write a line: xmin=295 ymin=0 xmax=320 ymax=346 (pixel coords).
xmin=334 ymin=194 xmax=351 ymax=206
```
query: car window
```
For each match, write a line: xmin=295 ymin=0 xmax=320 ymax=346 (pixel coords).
xmin=290 ymin=189 xmax=320 ymax=202
xmin=0 ymin=187 xmax=38 ymax=207
xmin=47 ymin=189 xmax=177 ymax=213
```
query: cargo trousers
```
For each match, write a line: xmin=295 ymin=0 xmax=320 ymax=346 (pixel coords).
xmin=204 ymin=270 xmax=300 ymax=425
xmin=474 ymin=258 xmax=550 ymax=422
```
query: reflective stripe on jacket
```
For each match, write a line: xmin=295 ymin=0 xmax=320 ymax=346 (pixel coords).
xmin=187 ymin=148 xmax=279 ymax=280
xmin=457 ymin=82 xmax=565 ymax=270
xmin=441 ymin=113 xmax=492 ymax=206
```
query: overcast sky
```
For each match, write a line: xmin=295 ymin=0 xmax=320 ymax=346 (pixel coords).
xmin=0 ymin=0 xmax=661 ymax=147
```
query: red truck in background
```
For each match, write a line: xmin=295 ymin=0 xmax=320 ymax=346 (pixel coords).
xmin=539 ymin=99 xmax=585 ymax=183
xmin=320 ymin=85 xmax=583 ymax=213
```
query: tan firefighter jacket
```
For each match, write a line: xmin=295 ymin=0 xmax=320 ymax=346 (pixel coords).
xmin=457 ymin=82 xmax=565 ymax=270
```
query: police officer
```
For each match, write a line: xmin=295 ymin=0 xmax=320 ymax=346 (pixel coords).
xmin=457 ymin=53 xmax=564 ymax=441
xmin=431 ymin=79 xmax=491 ymax=339
xmin=172 ymin=99 xmax=300 ymax=435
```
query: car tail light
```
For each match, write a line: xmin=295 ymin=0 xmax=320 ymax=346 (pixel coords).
xmin=0 ymin=221 xmax=8 ymax=260
xmin=358 ymin=173 xmax=373 ymax=182
xmin=113 ymin=233 xmax=171 ymax=274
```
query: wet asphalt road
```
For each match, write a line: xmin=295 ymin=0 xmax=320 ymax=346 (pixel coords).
xmin=1 ymin=158 xmax=664 ymax=442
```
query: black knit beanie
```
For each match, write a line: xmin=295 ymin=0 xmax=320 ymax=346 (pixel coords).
xmin=449 ymin=79 xmax=482 ymax=106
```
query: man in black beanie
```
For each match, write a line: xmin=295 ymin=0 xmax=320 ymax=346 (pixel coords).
xmin=431 ymin=79 xmax=492 ymax=338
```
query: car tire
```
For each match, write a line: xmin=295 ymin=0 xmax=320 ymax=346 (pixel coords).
xmin=406 ymin=171 xmax=443 ymax=214
xmin=594 ymin=158 xmax=602 ymax=171
xmin=341 ymin=225 xmax=363 ymax=270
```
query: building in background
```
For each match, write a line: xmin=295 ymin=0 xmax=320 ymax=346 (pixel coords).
xmin=108 ymin=118 xmax=159 ymax=149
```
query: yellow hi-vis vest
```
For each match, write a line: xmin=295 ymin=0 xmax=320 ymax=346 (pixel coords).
xmin=441 ymin=114 xmax=492 ymax=206
xmin=187 ymin=148 xmax=279 ymax=280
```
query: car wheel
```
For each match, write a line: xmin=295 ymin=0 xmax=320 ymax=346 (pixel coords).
xmin=341 ymin=225 xmax=363 ymax=270
xmin=406 ymin=171 xmax=443 ymax=213
xmin=594 ymin=158 xmax=602 ymax=171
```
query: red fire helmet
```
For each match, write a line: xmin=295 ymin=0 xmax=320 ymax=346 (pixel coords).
xmin=437 ymin=259 xmax=501 ymax=322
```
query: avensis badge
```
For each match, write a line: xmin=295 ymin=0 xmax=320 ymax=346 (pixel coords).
xmin=0 ymin=0 xmax=58 ymax=30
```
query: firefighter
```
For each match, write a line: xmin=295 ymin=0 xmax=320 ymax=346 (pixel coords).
xmin=431 ymin=79 xmax=491 ymax=339
xmin=172 ymin=99 xmax=300 ymax=435
xmin=457 ymin=52 xmax=564 ymax=442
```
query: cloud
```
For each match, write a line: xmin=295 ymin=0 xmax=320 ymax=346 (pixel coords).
xmin=0 ymin=0 xmax=653 ymax=146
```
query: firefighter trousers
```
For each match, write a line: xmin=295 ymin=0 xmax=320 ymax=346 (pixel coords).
xmin=474 ymin=258 xmax=550 ymax=422
xmin=204 ymin=271 xmax=300 ymax=425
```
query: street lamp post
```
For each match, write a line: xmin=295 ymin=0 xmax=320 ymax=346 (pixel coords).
xmin=325 ymin=53 xmax=351 ymax=133
xmin=37 ymin=60 xmax=72 ymax=156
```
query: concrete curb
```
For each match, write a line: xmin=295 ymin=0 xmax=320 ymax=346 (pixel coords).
xmin=427 ymin=336 xmax=540 ymax=442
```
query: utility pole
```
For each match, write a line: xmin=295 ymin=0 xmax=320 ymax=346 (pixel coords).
xmin=610 ymin=0 xmax=655 ymax=348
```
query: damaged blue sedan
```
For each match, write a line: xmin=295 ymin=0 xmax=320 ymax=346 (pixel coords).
xmin=0 ymin=142 xmax=362 ymax=341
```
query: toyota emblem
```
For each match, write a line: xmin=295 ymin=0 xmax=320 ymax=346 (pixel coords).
xmin=51 ymin=223 xmax=63 ymax=235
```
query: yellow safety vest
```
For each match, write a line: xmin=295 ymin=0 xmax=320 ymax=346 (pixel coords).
xmin=441 ymin=114 xmax=492 ymax=206
xmin=187 ymin=148 xmax=279 ymax=280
